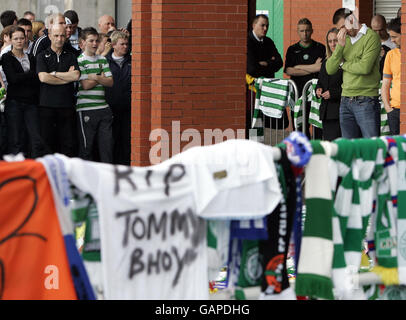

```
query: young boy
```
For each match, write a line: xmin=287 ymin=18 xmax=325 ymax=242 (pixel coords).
xmin=77 ymin=27 xmax=114 ymax=163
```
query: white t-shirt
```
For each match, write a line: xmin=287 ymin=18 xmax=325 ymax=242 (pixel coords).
xmin=382 ymin=37 xmax=396 ymax=50
xmin=58 ymin=139 xmax=282 ymax=299
xmin=16 ymin=53 xmax=30 ymax=73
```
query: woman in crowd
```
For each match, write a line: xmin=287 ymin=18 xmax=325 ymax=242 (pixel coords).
xmin=0 ymin=25 xmax=14 ymax=90
xmin=315 ymin=27 xmax=343 ymax=141
xmin=2 ymin=26 xmax=44 ymax=157
xmin=31 ymin=20 xmax=45 ymax=41
xmin=0 ymin=25 xmax=13 ymax=54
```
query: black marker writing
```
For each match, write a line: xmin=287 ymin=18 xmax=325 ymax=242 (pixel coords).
xmin=114 ymin=166 xmax=136 ymax=195
xmin=0 ymin=176 xmax=47 ymax=299
xmin=164 ymin=164 xmax=186 ymax=196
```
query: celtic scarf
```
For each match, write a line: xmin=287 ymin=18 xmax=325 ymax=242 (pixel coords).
xmin=395 ymin=135 xmax=406 ymax=284
xmin=373 ymin=137 xmax=398 ymax=271
xmin=259 ymin=149 xmax=296 ymax=299
xmin=379 ymin=80 xmax=390 ymax=136
xmin=308 ymin=79 xmax=322 ymax=129
xmin=332 ymin=138 xmax=381 ymax=299
xmin=252 ymin=78 xmax=290 ymax=121
xmin=295 ymin=140 xmax=335 ymax=300
xmin=293 ymin=79 xmax=322 ymax=129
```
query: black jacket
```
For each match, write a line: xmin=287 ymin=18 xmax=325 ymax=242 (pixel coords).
xmin=31 ymin=29 xmax=81 ymax=57
xmin=2 ymin=51 xmax=40 ymax=104
xmin=316 ymin=60 xmax=343 ymax=120
xmin=105 ymin=51 xmax=131 ymax=111
xmin=247 ymin=31 xmax=283 ymax=78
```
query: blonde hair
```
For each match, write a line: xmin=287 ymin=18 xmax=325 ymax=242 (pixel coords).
xmin=326 ymin=27 xmax=339 ymax=58
xmin=110 ymin=30 xmax=128 ymax=45
xmin=32 ymin=20 xmax=45 ymax=37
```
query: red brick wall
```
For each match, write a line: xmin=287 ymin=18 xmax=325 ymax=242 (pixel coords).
xmin=132 ymin=0 xmax=153 ymax=166
xmin=131 ymin=0 xmax=247 ymax=166
xmin=401 ymin=1 xmax=406 ymax=134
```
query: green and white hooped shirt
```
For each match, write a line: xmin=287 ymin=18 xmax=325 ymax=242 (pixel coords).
xmin=77 ymin=53 xmax=112 ymax=111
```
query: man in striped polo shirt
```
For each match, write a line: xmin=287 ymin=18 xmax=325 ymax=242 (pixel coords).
xmin=77 ymin=27 xmax=114 ymax=163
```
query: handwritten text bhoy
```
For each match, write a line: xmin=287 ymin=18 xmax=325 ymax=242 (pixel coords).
xmin=114 ymin=163 xmax=206 ymax=288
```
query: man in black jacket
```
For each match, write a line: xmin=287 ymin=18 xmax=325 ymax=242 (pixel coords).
xmin=284 ymin=18 xmax=325 ymax=137
xmin=36 ymin=24 xmax=80 ymax=156
xmin=247 ymin=14 xmax=285 ymax=143
xmin=31 ymin=12 xmax=80 ymax=57
xmin=247 ymin=14 xmax=283 ymax=79
xmin=105 ymin=31 xmax=131 ymax=165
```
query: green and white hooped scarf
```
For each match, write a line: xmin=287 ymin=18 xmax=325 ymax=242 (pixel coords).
xmin=332 ymin=138 xmax=381 ymax=299
xmin=295 ymin=140 xmax=335 ymax=300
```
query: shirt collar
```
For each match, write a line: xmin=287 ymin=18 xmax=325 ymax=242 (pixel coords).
xmin=252 ymin=30 xmax=263 ymax=43
xmin=349 ymin=24 xmax=368 ymax=44
xmin=358 ymin=23 xmax=368 ymax=35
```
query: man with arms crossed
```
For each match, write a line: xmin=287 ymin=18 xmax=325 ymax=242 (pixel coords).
xmin=36 ymin=24 xmax=80 ymax=156
xmin=77 ymin=27 xmax=114 ymax=163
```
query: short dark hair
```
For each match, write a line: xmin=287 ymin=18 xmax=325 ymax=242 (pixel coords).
xmin=332 ymin=8 xmax=352 ymax=25
xmin=9 ymin=26 xmax=26 ymax=39
xmin=17 ymin=18 xmax=32 ymax=27
xmin=298 ymin=18 xmax=312 ymax=28
xmin=80 ymin=27 xmax=98 ymax=41
xmin=252 ymin=14 xmax=269 ymax=25
xmin=0 ymin=10 xmax=17 ymax=28
xmin=387 ymin=17 xmax=401 ymax=34
xmin=64 ymin=10 xmax=79 ymax=25
xmin=24 ymin=11 xmax=35 ymax=17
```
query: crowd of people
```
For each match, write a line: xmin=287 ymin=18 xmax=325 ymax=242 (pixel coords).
xmin=0 ymin=7 xmax=402 ymax=164
xmin=248 ymin=7 xmax=402 ymax=142
xmin=0 ymin=9 xmax=132 ymax=165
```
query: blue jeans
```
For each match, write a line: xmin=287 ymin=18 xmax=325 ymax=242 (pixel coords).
xmin=339 ymin=96 xmax=380 ymax=139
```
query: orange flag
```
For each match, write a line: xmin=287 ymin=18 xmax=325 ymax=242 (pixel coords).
xmin=0 ymin=160 xmax=77 ymax=300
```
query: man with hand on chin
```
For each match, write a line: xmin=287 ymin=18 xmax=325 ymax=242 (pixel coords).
xmin=326 ymin=8 xmax=381 ymax=139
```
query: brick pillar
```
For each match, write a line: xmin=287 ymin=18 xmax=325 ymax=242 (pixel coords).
xmin=132 ymin=1 xmax=153 ymax=166
xmin=131 ymin=0 xmax=247 ymax=166
xmin=401 ymin=1 xmax=406 ymax=134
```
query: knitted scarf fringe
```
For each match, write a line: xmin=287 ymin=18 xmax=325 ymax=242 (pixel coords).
xmin=295 ymin=273 xmax=335 ymax=300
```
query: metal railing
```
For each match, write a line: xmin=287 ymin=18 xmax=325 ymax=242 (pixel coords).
xmin=248 ymin=78 xmax=299 ymax=146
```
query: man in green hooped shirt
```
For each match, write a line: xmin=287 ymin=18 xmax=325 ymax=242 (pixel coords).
xmin=326 ymin=8 xmax=381 ymax=139
xmin=77 ymin=27 xmax=114 ymax=163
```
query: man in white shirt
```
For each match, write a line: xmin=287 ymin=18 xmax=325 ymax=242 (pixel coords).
xmin=371 ymin=15 xmax=396 ymax=76
xmin=64 ymin=10 xmax=81 ymax=51
xmin=371 ymin=15 xmax=396 ymax=49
